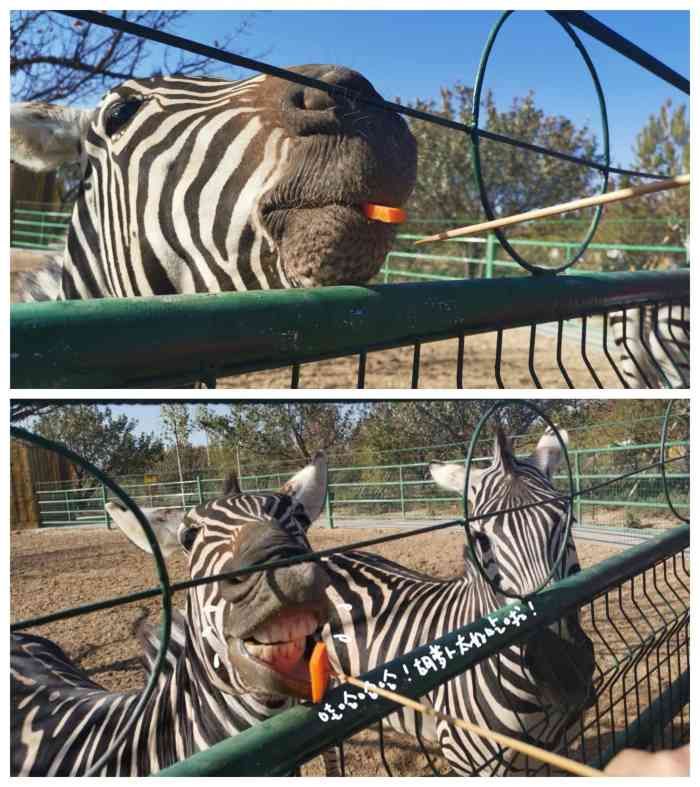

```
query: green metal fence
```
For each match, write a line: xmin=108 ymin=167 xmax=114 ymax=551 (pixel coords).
xmin=33 ymin=436 xmax=689 ymax=538
xmin=10 ymin=269 xmax=690 ymax=389
xmin=10 ymin=203 xmax=72 ymax=250
xmin=157 ymin=524 xmax=689 ymax=776
xmin=382 ymin=234 xmax=688 ymax=283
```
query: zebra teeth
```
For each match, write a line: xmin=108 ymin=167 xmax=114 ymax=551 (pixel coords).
xmin=242 ymin=638 xmax=306 ymax=674
xmin=246 ymin=609 xmax=319 ymax=645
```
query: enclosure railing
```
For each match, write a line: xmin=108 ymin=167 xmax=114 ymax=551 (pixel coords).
xmin=157 ymin=523 xmax=690 ymax=776
xmin=11 ymin=268 xmax=690 ymax=389
xmin=34 ymin=438 xmax=689 ymax=535
xmin=10 ymin=204 xmax=72 ymax=250
xmin=382 ymin=234 xmax=688 ymax=283
xmin=9 ymin=9 xmax=690 ymax=390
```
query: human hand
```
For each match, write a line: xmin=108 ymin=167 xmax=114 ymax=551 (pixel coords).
xmin=604 ymin=744 xmax=689 ymax=777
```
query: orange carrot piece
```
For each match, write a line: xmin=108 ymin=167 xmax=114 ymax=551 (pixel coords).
xmin=362 ymin=203 xmax=407 ymax=224
xmin=309 ymin=641 xmax=331 ymax=703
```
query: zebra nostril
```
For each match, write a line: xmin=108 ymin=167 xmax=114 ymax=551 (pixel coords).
xmin=302 ymin=87 xmax=339 ymax=112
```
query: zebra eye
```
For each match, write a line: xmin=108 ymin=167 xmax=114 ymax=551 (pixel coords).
xmin=181 ymin=527 xmax=199 ymax=552
xmin=104 ymin=98 xmax=142 ymax=137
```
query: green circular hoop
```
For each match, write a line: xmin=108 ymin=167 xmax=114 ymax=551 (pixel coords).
xmin=462 ymin=401 xmax=574 ymax=599
xmin=471 ymin=11 xmax=611 ymax=275
xmin=660 ymin=401 xmax=690 ymax=525
xmin=10 ymin=426 xmax=173 ymax=776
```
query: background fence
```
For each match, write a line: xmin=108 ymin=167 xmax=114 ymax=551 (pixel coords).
xmin=31 ymin=434 xmax=689 ymax=544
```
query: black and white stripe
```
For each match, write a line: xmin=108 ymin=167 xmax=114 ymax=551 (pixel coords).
xmin=11 ymin=66 xmax=416 ymax=302
xmin=11 ymin=455 xmax=330 ymax=776
xmin=319 ymin=427 xmax=594 ymax=775
xmin=609 ymin=304 xmax=689 ymax=388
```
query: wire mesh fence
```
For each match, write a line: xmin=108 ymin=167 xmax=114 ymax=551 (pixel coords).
xmin=32 ymin=432 xmax=689 ymax=536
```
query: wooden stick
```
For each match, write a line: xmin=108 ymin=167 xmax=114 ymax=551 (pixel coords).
xmin=415 ymin=173 xmax=690 ymax=245
xmin=335 ymin=671 xmax=606 ymax=778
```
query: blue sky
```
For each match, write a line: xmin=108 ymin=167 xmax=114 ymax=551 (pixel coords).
xmin=131 ymin=9 xmax=688 ymax=169
xmin=110 ymin=403 xmax=231 ymax=445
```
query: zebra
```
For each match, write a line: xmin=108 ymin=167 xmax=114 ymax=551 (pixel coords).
xmin=605 ymin=238 xmax=689 ymax=388
xmin=316 ymin=426 xmax=595 ymax=775
xmin=10 ymin=65 xmax=417 ymax=301
xmin=11 ymin=453 xmax=332 ymax=776
xmin=608 ymin=304 xmax=689 ymax=388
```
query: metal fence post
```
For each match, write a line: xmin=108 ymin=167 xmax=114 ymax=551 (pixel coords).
xmin=485 ymin=233 xmax=495 ymax=279
xmin=573 ymin=450 xmax=582 ymax=525
xmin=325 ymin=484 xmax=334 ymax=529
xmin=196 ymin=475 xmax=204 ymax=504
xmin=101 ymin=483 xmax=110 ymax=528
xmin=63 ymin=489 xmax=71 ymax=527
xmin=399 ymin=465 xmax=406 ymax=519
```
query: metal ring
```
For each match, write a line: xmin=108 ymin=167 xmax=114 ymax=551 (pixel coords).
xmin=462 ymin=401 xmax=574 ymax=599
xmin=471 ymin=11 xmax=611 ymax=275
xmin=10 ymin=426 xmax=174 ymax=776
xmin=660 ymin=401 xmax=690 ymax=524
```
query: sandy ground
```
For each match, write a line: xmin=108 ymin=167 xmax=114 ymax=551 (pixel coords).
xmin=219 ymin=327 xmax=622 ymax=389
xmin=11 ymin=525 xmax=688 ymax=776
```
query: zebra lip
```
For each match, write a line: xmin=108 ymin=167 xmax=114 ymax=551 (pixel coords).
xmin=228 ymin=636 xmax=317 ymax=699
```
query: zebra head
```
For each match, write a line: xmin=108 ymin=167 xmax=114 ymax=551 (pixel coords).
xmin=105 ymin=452 xmax=330 ymax=701
xmin=11 ymin=65 xmax=417 ymax=299
xmin=430 ymin=426 xmax=595 ymax=713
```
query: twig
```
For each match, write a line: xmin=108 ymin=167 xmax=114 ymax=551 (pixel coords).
xmin=415 ymin=174 xmax=689 ymax=245
xmin=335 ymin=671 xmax=606 ymax=778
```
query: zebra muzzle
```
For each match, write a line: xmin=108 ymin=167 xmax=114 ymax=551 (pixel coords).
xmin=523 ymin=625 xmax=595 ymax=710
xmin=227 ymin=603 xmax=327 ymax=699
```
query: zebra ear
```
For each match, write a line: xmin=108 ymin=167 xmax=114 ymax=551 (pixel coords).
xmin=493 ymin=427 xmax=515 ymax=473
xmin=105 ymin=502 xmax=183 ymax=558
xmin=529 ymin=427 xmax=569 ymax=478
xmin=429 ymin=463 xmax=484 ymax=505
xmin=11 ymin=102 xmax=94 ymax=173
xmin=280 ymin=451 xmax=328 ymax=524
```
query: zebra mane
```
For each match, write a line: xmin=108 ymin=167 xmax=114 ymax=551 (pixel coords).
xmin=136 ymin=608 xmax=188 ymax=674
xmin=221 ymin=472 xmax=242 ymax=497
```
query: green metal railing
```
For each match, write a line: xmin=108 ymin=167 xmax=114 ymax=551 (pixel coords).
xmin=10 ymin=205 xmax=72 ymax=250
xmin=381 ymin=234 xmax=689 ymax=284
xmin=35 ymin=436 xmax=689 ymax=535
xmin=10 ymin=269 xmax=690 ymax=389
xmin=156 ymin=524 xmax=689 ymax=776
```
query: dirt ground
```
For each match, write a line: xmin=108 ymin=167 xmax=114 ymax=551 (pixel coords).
xmin=219 ymin=327 xmax=621 ymax=389
xmin=11 ymin=525 xmax=688 ymax=776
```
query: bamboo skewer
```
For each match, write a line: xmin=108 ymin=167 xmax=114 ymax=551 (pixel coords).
xmin=335 ymin=670 xmax=606 ymax=778
xmin=415 ymin=173 xmax=690 ymax=245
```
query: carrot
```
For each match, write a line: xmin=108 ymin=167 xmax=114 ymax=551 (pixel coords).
xmin=362 ymin=203 xmax=406 ymax=224
xmin=309 ymin=641 xmax=331 ymax=703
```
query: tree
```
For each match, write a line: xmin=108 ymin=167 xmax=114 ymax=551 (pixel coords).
xmin=11 ymin=400 xmax=70 ymax=423
xmin=196 ymin=403 xmax=367 ymax=474
xmin=11 ymin=10 xmax=257 ymax=104
xmin=402 ymin=85 xmax=601 ymax=241
xmin=29 ymin=404 xmax=164 ymax=484
xmin=606 ymin=99 xmax=690 ymax=259
xmin=159 ymin=404 xmax=194 ymax=487
xmin=353 ymin=400 xmax=584 ymax=465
